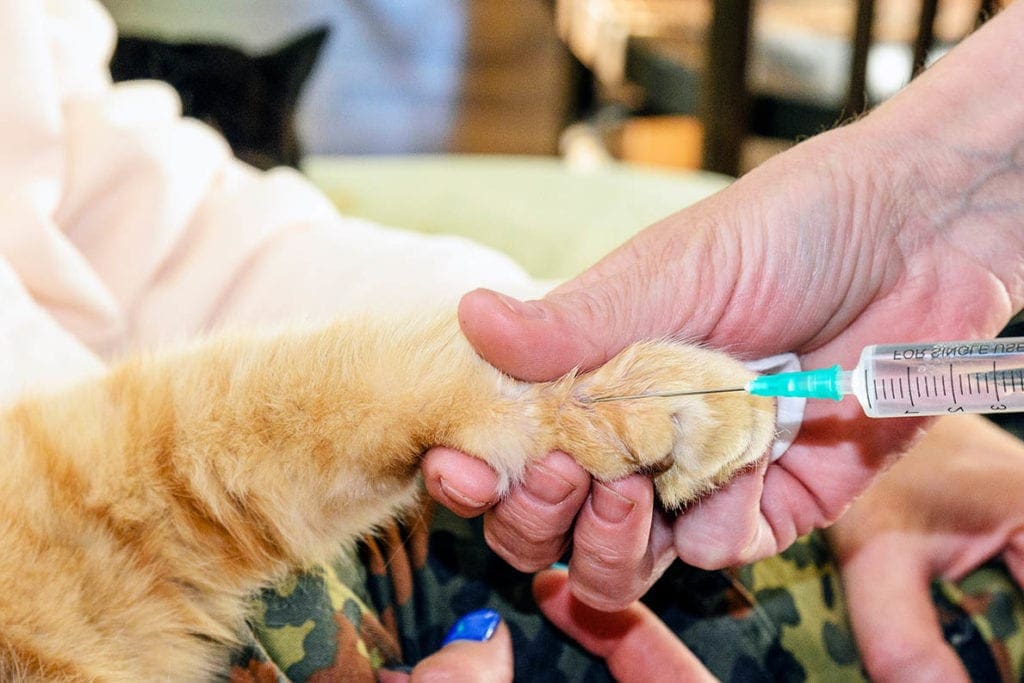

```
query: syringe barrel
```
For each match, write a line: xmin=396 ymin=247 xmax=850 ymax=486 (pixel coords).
xmin=851 ymin=338 xmax=1024 ymax=417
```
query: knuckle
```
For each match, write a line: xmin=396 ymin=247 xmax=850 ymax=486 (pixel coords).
xmin=676 ymin=528 xmax=760 ymax=569
xmin=573 ymin=525 xmax=646 ymax=570
xmin=678 ymin=545 xmax=745 ymax=570
xmin=493 ymin=497 xmax=573 ymax=542
xmin=483 ymin=520 xmax=565 ymax=572
xmin=570 ymin=576 xmax=644 ymax=612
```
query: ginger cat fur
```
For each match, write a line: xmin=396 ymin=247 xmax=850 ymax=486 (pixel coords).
xmin=0 ymin=313 xmax=775 ymax=680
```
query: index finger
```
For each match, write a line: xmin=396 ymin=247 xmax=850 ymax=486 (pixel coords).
xmin=534 ymin=568 xmax=716 ymax=681
xmin=839 ymin=535 xmax=969 ymax=682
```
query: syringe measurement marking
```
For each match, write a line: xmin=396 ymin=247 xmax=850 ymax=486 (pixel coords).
xmin=875 ymin=367 xmax=1010 ymax=409
xmin=864 ymin=364 xmax=1024 ymax=414
xmin=863 ymin=367 xmax=873 ymax=410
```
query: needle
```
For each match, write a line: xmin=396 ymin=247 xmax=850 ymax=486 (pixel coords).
xmin=581 ymin=387 xmax=747 ymax=403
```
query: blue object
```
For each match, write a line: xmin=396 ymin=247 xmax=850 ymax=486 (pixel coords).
xmin=748 ymin=365 xmax=844 ymax=401
xmin=441 ymin=608 xmax=502 ymax=646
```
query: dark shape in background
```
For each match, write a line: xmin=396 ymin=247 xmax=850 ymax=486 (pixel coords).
xmin=110 ymin=26 xmax=330 ymax=170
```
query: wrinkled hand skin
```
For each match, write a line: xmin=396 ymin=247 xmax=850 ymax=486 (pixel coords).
xmin=426 ymin=1 xmax=1024 ymax=610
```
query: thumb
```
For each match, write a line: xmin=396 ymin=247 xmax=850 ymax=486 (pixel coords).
xmin=457 ymin=281 xmax=680 ymax=382
xmin=533 ymin=568 xmax=715 ymax=681
xmin=456 ymin=211 xmax=752 ymax=382
xmin=396 ymin=609 xmax=512 ymax=683
xmin=457 ymin=209 xmax=751 ymax=382
xmin=839 ymin=537 xmax=968 ymax=682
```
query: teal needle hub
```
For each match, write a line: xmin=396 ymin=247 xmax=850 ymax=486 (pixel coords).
xmin=747 ymin=365 xmax=845 ymax=401
xmin=588 ymin=336 xmax=1024 ymax=418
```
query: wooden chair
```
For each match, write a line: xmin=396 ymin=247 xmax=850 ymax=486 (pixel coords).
xmin=703 ymin=0 xmax=1005 ymax=175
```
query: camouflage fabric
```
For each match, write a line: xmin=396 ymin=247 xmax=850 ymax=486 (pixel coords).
xmin=226 ymin=499 xmax=1024 ymax=681
xmin=226 ymin=320 xmax=1024 ymax=679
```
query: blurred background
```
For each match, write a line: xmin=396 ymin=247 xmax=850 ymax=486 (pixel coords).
xmin=100 ymin=0 xmax=1006 ymax=178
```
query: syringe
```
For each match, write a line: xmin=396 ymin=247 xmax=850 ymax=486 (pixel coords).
xmin=589 ymin=337 xmax=1024 ymax=418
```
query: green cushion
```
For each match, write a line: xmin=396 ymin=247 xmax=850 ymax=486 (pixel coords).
xmin=304 ymin=154 xmax=731 ymax=281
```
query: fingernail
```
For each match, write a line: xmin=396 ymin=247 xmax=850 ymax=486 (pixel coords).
xmin=438 ymin=477 xmax=488 ymax=511
xmin=441 ymin=608 xmax=501 ymax=646
xmin=591 ymin=482 xmax=635 ymax=523
xmin=549 ymin=562 xmax=569 ymax=571
xmin=494 ymin=292 xmax=547 ymax=320
xmin=523 ymin=463 xmax=576 ymax=505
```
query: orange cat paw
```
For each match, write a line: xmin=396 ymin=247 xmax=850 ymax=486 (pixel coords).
xmin=554 ymin=341 xmax=777 ymax=509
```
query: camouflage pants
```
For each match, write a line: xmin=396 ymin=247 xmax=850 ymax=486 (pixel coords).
xmin=227 ymin=501 xmax=1024 ymax=682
